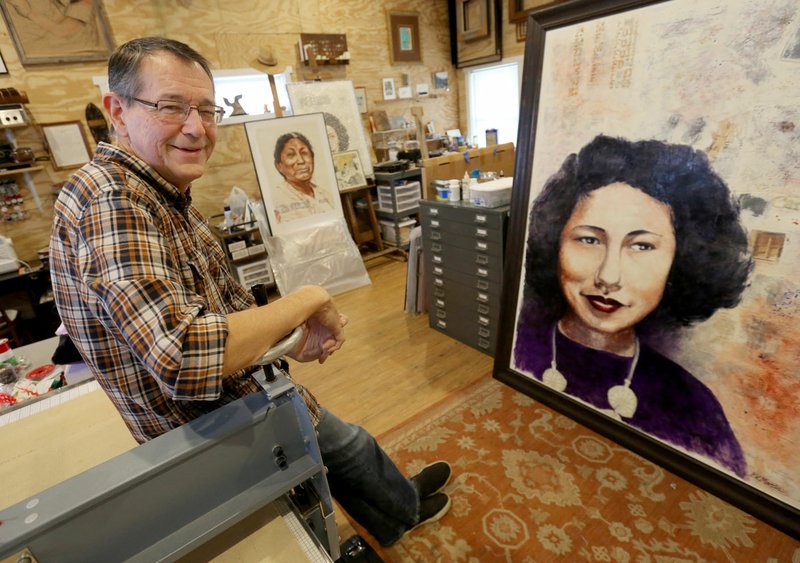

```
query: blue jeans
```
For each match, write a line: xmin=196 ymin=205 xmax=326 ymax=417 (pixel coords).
xmin=316 ymin=408 xmax=420 ymax=546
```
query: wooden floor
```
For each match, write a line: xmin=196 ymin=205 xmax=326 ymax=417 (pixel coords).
xmin=289 ymin=257 xmax=494 ymax=437
xmin=291 ymin=257 xmax=494 ymax=545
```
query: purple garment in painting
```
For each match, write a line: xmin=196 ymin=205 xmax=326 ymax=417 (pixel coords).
xmin=514 ymin=313 xmax=746 ymax=478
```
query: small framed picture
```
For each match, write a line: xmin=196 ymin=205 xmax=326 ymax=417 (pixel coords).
xmin=354 ymin=86 xmax=368 ymax=114
xmin=382 ymin=78 xmax=396 ymax=100
xmin=41 ymin=121 xmax=92 ymax=170
xmin=398 ymin=86 xmax=413 ymax=99
xmin=333 ymin=149 xmax=368 ymax=193
xmin=433 ymin=71 xmax=449 ymax=90
xmin=0 ymin=50 xmax=7 ymax=75
xmin=388 ymin=11 xmax=422 ymax=64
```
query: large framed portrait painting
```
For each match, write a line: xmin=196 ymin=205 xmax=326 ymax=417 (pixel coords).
xmin=495 ymin=0 xmax=800 ymax=538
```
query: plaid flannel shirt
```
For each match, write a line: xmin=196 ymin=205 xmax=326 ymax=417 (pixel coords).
xmin=49 ymin=142 xmax=320 ymax=443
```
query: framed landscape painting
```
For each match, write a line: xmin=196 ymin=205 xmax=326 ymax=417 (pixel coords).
xmin=494 ymin=0 xmax=800 ymax=539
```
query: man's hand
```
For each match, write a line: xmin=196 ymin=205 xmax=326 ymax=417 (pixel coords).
xmin=288 ymin=304 xmax=349 ymax=364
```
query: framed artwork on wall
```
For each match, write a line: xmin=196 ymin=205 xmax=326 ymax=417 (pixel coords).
xmin=387 ymin=11 xmax=421 ymax=64
xmin=0 ymin=50 xmax=7 ymax=74
xmin=448 ymin=0 xmax=502 ymax=68
xmin=287 ymin=80 xmax=374 ymax=178
xmin=0 ymin=0 xmax=115 ymax=65
xmin=494 ymin=0 xmax=800 ymax=540
xmin=382 ymin=78 xmax=396 ymax=100
xmin=354 ymin=87 xmax=368 ymax=114
xmin=41 ymin=121 xmax=92 ymax=170
xmin=507 ymin=0 xmax=561 ymax=23
xmin=244 ymin=114 xmax=344 ymax=236
xmin=457 ymin=0 xmax=490 ymax=41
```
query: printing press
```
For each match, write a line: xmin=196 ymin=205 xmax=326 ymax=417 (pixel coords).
xmin=0 ymin=327 xmax=341 ymax=562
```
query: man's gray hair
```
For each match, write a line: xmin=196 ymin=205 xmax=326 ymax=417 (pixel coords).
xmin=108 ymin=36 xmax=214 ymax=100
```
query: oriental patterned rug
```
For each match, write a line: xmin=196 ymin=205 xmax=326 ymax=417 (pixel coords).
xmin=362 ymin=377 xmax=799 ymax=562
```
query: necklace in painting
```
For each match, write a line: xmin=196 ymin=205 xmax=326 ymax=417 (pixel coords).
xmin=541 ymin=326 xmax=639 ymax=420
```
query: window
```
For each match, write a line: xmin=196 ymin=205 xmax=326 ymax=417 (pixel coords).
xmin=465 ymin=57 xmax=523 ymax=148
xmin=212 ymin=68 xmax=291 ymax=123
xmin=93 ymin=68 xmax=292 ymax=124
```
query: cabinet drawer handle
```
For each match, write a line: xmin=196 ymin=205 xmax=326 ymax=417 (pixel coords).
xmin=434 ymin=277 xmax=444 ymax=287
xmin=433 ymin=266 xmax=443 ymax=275
xmin=431 ymin=231 xmax=441 ymax=240
xmin=432 ymin=242 xmax=442 ymax=252
xmin=475 ymin=227 xmax=488 ymax=238
xmin=430 ymin=207 xmax=439 ymax=216
xmin=437 ymin=319 xmax=447 ymax=329
xmin=432 ymin=254 xmax=442 ymax=264
xmin=476 ymin=254 xmax=489 ymax=265
xmin=436 ymin=298 xmax=445 ymax=308
xmin=477 ymin=304 xmax=490 ymax=315
xmin=478 ymin=337 xmax=490 ymax=349
xmin=431 ymin=219 xmax=440 ymax=228
xmin=434 ymin=287 xmax=445 ymax=297
xmin=477 ymin=267 xmax=489 ymax=278
xmin=476 ymin=280 xmax=489 ymax=290
xmin=478 ymin=327 xmax=491 ymax=338
xmin=474 ymin=214 xmax=487 ymax=224
xmin=478 ymin=315 xmax=490 ymax=326
xmin=476 ymin=241 xmax=488 ymax=251
xmin=477 ymin=292 xmax=489 ymax=303
xmin=436 ymin=309 xmax=447 ymax=319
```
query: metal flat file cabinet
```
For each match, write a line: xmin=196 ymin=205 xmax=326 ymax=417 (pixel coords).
xmin=420 ymin=200 xmax=510 ymax=356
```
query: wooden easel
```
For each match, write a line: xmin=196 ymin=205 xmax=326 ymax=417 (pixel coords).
xmin=257 ymin=47 xmax=284 ymax=117
xmin=410 ymin=106 xmax=429 ymax=159
xmin=340 ymin=184 xmax=406 ymax=262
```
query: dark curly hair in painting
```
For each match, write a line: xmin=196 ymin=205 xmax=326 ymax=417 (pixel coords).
xmin=323 ymin=112 xmax=350 ymax=152
xmin=524 ymin=134 xmax=753 ymax=329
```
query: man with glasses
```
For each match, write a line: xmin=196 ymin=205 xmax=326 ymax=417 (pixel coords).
xmin=49 ymin=36 xmax=450 ymax=549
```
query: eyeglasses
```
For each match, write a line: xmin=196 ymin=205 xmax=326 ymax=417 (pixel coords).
xmin=131 ymin=97 xmax=225 ymax=125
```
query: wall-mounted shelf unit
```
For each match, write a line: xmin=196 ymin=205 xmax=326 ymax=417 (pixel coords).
xmin=1 ymin=118 xmax=46 ymax=209
xmin=299 ymin=33 xmax=350 ymax=66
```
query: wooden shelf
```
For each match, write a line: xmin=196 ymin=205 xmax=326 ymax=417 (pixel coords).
xmin=0 ymin=165 xmax=44 ymax=178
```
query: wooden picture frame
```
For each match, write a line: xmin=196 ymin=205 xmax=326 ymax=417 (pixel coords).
xmin=333 ymin=150 xmax=368 ymax=193
xmin=494 ymin=0 xmax=800 ymax=540
xmin=448 ymin=0 xmax=502 ymax=68
xmin=354 ymin=86 xmax=368 ymax=114
xmin=458 ymin=0 xmax=491 ymax=41
xmin=508 ymin=0 xmax=562 ymax=23
xmin=0 ymin=0 xmax=114 ymax=65
xmin=41 ymin=121 xmax=92 ymax=170
xmin=387 ymin=11 xmax=422 ymax=64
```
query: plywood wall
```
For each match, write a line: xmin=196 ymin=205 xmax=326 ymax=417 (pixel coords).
xmin=0 ymin=0 xmax=461 ymax=261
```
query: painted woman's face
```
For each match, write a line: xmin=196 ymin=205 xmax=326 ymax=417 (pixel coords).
xmin=558 ymin=182 xmax=676 ymax=345
xmin=277 ymin=138 xmax=314 ymax=185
